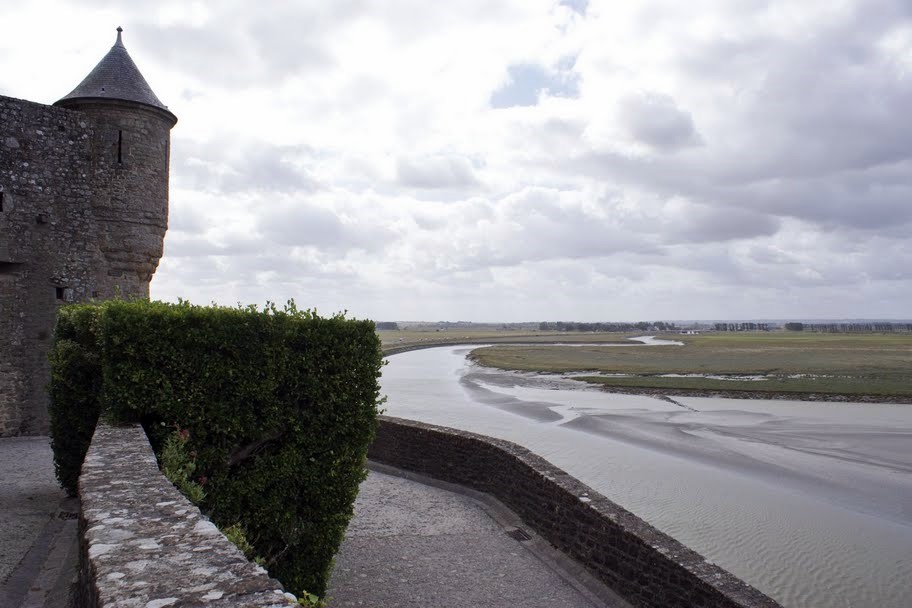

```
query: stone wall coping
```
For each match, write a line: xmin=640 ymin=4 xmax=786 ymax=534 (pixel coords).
xmin=1 ymin=92 xmax=88 ymax=119
xmin=77 ymin=421 xmax=295 ymax=607
xmin=371 ymin=416 xmax=783 ymax=608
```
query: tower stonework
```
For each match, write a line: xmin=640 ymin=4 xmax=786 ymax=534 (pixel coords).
xmin=0 ymin=29 xmax=176 ymax=436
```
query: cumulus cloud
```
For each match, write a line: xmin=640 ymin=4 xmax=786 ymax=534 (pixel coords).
xmin=616 ymin=93 xmax=701 ymax=151
xmin=256 ymin=198 xmax=393 ymax=253
xmin=130 ymin=7 xmax=339 ymax=87
xmin=660 ymin=199 xmax=780 ymax=243
xmin=396 ymin=154 xmax=480 ymax=189
xmin=173 ymin=139 xmax=320 ymax=195
xmin=4 ymin=0 xmax=910 ymax=320
xmin=732 ymin=163 xmax=912 ymax=230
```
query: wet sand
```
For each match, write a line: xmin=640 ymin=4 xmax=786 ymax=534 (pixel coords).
xmin=586 ymin=383 xmax=912 ymax=404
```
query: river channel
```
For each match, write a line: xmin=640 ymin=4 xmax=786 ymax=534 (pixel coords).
xmin=380 ymin=343 xmax=912 ymax=608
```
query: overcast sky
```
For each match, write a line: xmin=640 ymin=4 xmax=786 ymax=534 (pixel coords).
xmin=2 ymin=1 xmax=911 ymax=321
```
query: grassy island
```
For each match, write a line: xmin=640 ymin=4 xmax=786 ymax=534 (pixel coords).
xmin=467 ymin=332 xmax=912 ymax=401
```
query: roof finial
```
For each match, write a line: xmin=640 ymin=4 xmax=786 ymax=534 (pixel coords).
xmin=115 ymin=26 xmax=124 ymax=47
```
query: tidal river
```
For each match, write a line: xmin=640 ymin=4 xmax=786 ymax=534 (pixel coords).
xmin=380 ymin=344 xmax=912 ymax=608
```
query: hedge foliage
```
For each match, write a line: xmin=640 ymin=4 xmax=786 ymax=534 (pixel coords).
xmin=48 ymin=299 xmax=384 ymax=597
xmin=48 ymin=305 xmax=103 ymax=497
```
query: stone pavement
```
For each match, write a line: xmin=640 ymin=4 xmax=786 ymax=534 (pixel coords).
xmin=327 ymin=464 xmax=630 ymax=608
xmin=0 ymin=438 xmax=629 ymax=608
xmin=0 ymin=436 xmax=79 ymax=608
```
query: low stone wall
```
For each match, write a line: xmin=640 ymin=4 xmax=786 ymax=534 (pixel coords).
xmin=369 ymin=416 xmax=782 ymax=608
xmin=76 ymin=422 xmax=294 ymax=607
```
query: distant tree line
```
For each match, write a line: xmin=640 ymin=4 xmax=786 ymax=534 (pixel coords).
xmin=785 ymin=322 xmax=912 ymax=333
xmin=375 ymin=322 xmax=399 ymax=330
xmin=538 ymin=321 xmax=678 ymax=332
xmin=713 ymin=322 xmax=770 ymax=331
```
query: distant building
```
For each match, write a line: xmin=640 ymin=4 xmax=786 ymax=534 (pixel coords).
xmin=0 ymin=28 xmax=176 ymax=436
xmin=713 ymin=323 xmax=770 ymax=332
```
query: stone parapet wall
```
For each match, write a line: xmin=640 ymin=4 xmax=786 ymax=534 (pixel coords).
xmin=77 ymin=422 xmax=294 ymax=607
xmin=369 ymin=416 xmax=782 ymax=608
xmin=73 ymin=415 xmax=784 ymax=607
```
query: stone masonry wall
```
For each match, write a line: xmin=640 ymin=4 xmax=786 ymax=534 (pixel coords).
xmin=0 ymin=95 xmax=104 ymax=436
xmin=369 ymin=416 xmax=783 ymax=608
xmin=76 ymin=421 xmax=296 ymax=607
xmin=68 ymin=100 xmax=173 ymax=298
xmin=0 ymin=93 xmax=171 ymax=437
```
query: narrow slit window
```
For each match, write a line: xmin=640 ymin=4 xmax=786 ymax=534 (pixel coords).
xmin=55 ymin=287 xmax=65 ymax=300
xmin=117 ymin=130 xmax=123 ymax=164
xmin=0 ymin=191 xmax=4 ymax=212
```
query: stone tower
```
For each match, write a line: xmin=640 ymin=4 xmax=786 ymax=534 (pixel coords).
xmin=54 ymin=27 xmax=178 ymax=299
xmin=0 ymin=28 xmax=176 ymax=436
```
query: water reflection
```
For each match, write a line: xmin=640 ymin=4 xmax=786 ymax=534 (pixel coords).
xmin=381 ymin=345 xmax=912 ymax=608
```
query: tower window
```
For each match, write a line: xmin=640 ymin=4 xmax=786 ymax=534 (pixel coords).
xmin=0 ymin=191 xmax=4 ymax=212
xmin=117 ymin=130 xmax=123 ymax=163
xmin=55 ymin=287 xmax=66 ymax=300
xmin=0 ymin=262 xmax=21 ymax=275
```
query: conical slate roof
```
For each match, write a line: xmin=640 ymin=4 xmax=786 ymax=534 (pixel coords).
xmin=55 ymin=27 xmax=176 ymax=123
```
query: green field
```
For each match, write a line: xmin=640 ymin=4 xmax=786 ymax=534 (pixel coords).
xmin=377 ymin=328 xmax=632 ymax=353
xmin=468 ymin=333 xmax=912 ymax=399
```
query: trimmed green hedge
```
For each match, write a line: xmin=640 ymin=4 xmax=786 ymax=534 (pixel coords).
xmin=49 ymin=305 xmax=103 ymax=497
xmin=48 ymin=300 xmax=384 ymax=597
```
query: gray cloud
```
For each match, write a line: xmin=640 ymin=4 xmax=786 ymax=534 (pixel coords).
xmin=551 ymin=5 xmax=912 ymax=243
xmin=419 ymin=188 xmax=661 ymax=273
xmin=663 ymin=204 xmax=780 ymax=244
xmin=167 ymin=204 xmax=207 ymax=234
xmin=617 ymin=93 xmax=702 ymax=151
xmin=699 ymin=6 xmax=912 ymax=182
xmin=128 ymin=5 xmax=349 ymax=87
xmin=173 ymin=139 xmax=319 ymax=195
xmin=256 ymin=200 xmax=393 ymax=253
xmin=164 ymin=233 xmax=263 ymax=259
xmin=731 ymin=165 xmax=912 ymax=231
xmin=396 ymin=155 xmax=480 ymax=189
